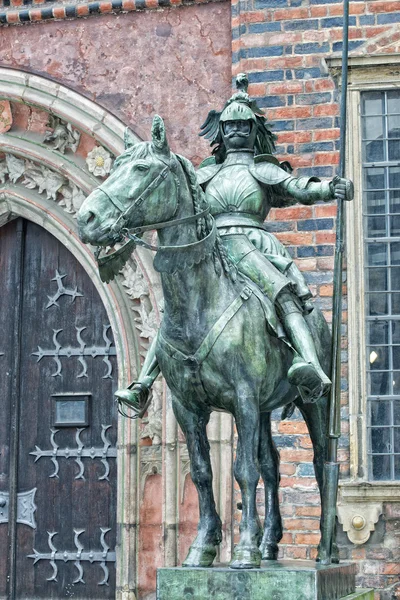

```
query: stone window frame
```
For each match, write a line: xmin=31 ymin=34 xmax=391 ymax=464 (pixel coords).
xmin=327 ymin=55 xmax=400 ymax=508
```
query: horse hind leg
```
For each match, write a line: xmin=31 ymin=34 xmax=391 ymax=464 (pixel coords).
xmin=172 ymin=396 xmax=222 ymax=568
xmin=296 ymin=394 xmax=339 ymax=564
xmin=258 ymin=411 xmax=282 ymax=560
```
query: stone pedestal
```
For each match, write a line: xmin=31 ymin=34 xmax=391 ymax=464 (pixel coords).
xmin=157 ymin=561 xmax=373 ymax=600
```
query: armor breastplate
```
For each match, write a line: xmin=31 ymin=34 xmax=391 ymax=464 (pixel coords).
xmin=205 ymin=164 xmax=270 ymax=222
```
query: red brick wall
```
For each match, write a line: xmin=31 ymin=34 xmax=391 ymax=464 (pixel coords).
xmin=231 ymin=1 xmax=400 ymax=596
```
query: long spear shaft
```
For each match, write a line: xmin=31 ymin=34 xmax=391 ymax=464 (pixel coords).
xmin=319 ymin=0 xmax=350 ymax=564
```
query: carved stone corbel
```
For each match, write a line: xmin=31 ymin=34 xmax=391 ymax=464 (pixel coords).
xmin=337 ymin=502 xmax=383 ymax=545
xmin=140 ymin=445 xmax=162 ymax=500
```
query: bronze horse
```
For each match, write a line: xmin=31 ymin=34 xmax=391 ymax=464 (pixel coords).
xmin=77 ymin=116 xmax=334 ymax=569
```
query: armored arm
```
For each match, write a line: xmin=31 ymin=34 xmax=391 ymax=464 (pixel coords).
xmin=279 ymin=176 xmax=334 ymax=205
xmin=250 ymin=159 xmax=354 ymax=207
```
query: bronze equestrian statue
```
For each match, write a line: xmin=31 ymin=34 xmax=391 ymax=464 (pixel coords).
xmin=77 ymin=75 xmax=353 ymax=569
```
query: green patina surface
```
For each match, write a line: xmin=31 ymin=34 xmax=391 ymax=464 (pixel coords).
xmin=78 ymin=79 xmax=354 ymax=569
xmin=156 ymin=561 xmax=360 ymax=600
xmin=343 ymin=591 xmax=375 ymax=600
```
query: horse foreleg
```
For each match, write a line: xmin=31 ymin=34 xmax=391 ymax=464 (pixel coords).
xmin=259 ymin=411 xmax=282 ymax=560
xmin=230 ymin=393 xmax=262 ymax=569
xmin=296 ymin=395 xmax=339 ymax=563
xmin=172 ymin=396 xmax=222 ymax=568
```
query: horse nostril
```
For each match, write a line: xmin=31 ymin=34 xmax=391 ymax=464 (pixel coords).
xmin=87 ymin=212 xmax=96 ymax=225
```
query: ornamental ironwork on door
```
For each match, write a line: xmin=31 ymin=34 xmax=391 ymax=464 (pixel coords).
xmin=0 ymin=219 xmax=118 ymax=600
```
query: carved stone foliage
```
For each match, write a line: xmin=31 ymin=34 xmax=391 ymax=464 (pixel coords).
xmin=337 ymin=502 xmax=383 ymax=545
xmin=120 ymin=261 xmax=160 ymax=352
xmin=43 ymin=115 xmax=81 ymax=155
xmin=86 ymin=146 xmax=113 ymax=178
xmin=22 ymin=161 xmax=66 ymax=201
xmin=141 ymin=378 xmax=163 ymax=445
xmin=0 ymin=154 xmax=86 ymax=217
xmin=120 ymin=261 xmax=163 ymax=444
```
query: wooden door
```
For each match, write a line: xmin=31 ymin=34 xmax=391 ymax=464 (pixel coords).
xmin=0 ymin=218 xmax=118 ymax=600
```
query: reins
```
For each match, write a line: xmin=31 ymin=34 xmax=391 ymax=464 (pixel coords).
xmin=102 ymin=155 xmax=213 ymax=254
xmin=121 ymin=205 xmax=211 ymax=252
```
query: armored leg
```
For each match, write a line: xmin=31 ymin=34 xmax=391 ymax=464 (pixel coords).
xmin=225 ymin=239 xmax=331 ymax=401
xmin=115 ymin=334 xmax=161 ymax=415
xmin=276 ymin=292 xmax=331 ymax=402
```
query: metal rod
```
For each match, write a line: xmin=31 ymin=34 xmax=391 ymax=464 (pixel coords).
xmin=328 ymin=0 xmax=349 ymax=457
xmin=319 ymin=0 xmax=350 ymax=565
xmin=7 ymin=218 xmax=25 ymax=600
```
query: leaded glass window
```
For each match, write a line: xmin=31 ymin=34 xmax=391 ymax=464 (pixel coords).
xmin=362 ymin=90 xmax=400 ymax=480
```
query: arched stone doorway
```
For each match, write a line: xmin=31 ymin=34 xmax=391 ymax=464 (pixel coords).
xmin=0 ymin=69 xmax=234 ymax=600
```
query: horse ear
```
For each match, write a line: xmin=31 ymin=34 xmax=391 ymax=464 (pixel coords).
xmin=124 ymin=127 xmax=137 ymax=150
xmin=151 ymin=115 xmax=170 ymax=156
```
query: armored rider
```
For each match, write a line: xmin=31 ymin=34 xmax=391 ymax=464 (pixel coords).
xmin=116 ymin=74 xmax=353 ymax=412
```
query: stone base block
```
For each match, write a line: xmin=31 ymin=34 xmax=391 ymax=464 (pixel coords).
xmin=344 ymin=591 xmax=375 ymax=600
xmin=157 ymin=560 xmax=358 ymax=600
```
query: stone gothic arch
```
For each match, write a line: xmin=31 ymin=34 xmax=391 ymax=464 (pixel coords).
xmin=0 ymin=68 xmax=233 ymax=599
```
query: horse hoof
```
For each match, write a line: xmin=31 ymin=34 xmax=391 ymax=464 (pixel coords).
xmin=182 ymin=544 xmax=217 ymax=568
xmin=260 ymin=542 xmax=278 ymax=561
xmin=316 ymin=543 xmax=339 ymax=565
xmin=230 ymin=546 xmax=261 ymax=569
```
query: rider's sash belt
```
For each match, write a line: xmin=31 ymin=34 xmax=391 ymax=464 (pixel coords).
xmin=158 ymin=285 xmax=253 ymax=368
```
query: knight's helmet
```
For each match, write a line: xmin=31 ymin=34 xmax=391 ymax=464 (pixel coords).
xmin=199 ymin=73 xmax=277 ymax=163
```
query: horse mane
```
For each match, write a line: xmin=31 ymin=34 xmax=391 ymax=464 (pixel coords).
xmin=176 ymin=153 xmax=237 ymax=282
xmin=114 ymin=141 xmax=236 ymax=280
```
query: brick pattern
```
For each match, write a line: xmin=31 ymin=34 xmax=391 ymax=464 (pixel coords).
xmin=231 ymin=0 xmax=400 ymax=596
xmin=0 ymin=0 xmax=224 ymax=24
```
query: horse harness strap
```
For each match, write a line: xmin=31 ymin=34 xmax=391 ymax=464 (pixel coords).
xmin=109 ymin=165 xmax=170 ymax=234
xmin=127 ymin=206 xmax=210 ymax=235
xmin=158 ymin=285 xmax=253 ymax=369
xmin=108 ymin=157 xmax=210 ymax=238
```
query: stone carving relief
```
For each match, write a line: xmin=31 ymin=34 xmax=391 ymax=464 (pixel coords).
xmin=59 ymin=182 xmax=87 ymax=215
xmin=141 ymin=378 xmax=163 ymax=445
xmin=337 ymin=502 xmax=383 ymax=545
xmin=22 ymin=161 xmax=66 ymax=201
xmin=86 ymin=146 xmax=113 ymax=178
xmin=120 ymin=261 xmax=163 ymax=445
xmin=0 ymin=154 xmax=85 ymax=216
xmin=0 ymin=101 xmax=12 ymax=135
xmin=140 ymin=445 xmax=162 ymax=499
xmin=0 ymin=160 xmax=7 ymax=183
xmin=6 ymin=154 xmax=25 ymax=183
xmin=43 ymin=115 xmax=81 ymax=155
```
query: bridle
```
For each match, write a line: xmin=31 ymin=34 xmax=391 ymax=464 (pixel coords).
xmin=98 ymin=156 xmax=211 ymax=253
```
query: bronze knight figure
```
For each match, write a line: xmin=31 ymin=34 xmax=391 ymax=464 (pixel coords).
xmin=115 ymin=74 xmax=353 ymax=410
xmin=77 ymin=74 xmax=353 ymax=569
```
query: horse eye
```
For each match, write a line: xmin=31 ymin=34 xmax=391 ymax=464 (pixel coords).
xmin=136 ymin=164 xmax=149 ymax=172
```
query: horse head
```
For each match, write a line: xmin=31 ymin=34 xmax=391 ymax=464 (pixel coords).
xmin=77 ymin=116 xmax=180 ymax=247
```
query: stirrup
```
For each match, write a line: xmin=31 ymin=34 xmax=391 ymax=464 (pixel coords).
xmin=288 ymin=360 xmax=331 ymax=403
xmin=115 ymin=382 xmax=151 ymax=418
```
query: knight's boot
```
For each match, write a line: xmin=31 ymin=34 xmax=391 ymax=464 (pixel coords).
xmin=115 ymin=382 xmax=151 ymax=413
xmin=277 ymin=293 xmax=331 ymax=402
xmin=115 ymin=335 xmax=161 ymax=416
